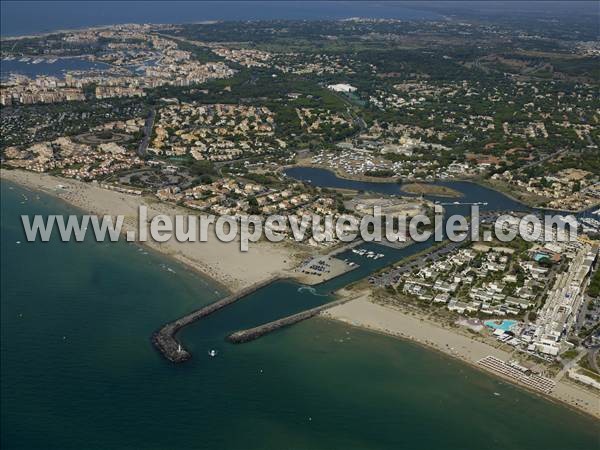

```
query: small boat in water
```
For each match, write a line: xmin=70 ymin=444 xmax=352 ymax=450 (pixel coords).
xmin=208 ymin=349 xmax=218 ymax=357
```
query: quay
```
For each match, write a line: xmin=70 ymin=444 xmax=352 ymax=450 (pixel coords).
xmin=151 ymin=277 xmax=280 ymax=363
xmin=227 ymin=296 xmax=354 ymax=344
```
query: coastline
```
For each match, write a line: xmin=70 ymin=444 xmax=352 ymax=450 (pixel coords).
xmin=1 ymin=169 xmax=305 ymax=293
xmin=1 ymin=23 xmax=154 ymax=40
xmin=2 ymin=173 xmax=233 ymax=294
xmin=322 ymin=296 xmax=600 ymax=421
xmin=4 ymin=167 xmax=598 ymax=420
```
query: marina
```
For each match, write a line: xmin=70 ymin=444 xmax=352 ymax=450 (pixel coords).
xmin=151 ymin=168 xmax=586 ymax=367
xmin=2 ymin=2 xmax=599 ymax=449
xmin=352 ymin=247 xmax=385 ymax=260
xmin=0 ymin=57 xmax=111 ymax=81
xmin=3 ymin=131 xmax=599 ymax=450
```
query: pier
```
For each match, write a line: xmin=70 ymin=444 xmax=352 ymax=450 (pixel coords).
xmin=152 ymin=211 xmax=516 ymax=363
xmin=151 ymin=277 xmax=279 ymax=363
xmin=227 ymin=296 xmax=354 ymax=344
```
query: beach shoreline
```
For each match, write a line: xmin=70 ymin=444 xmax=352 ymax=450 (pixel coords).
xmin=3 ymin=174 xmax=238 ymax=295
xmin=322 ymin=296 xmax=600 ymax=421
xmin=4 ymin=168 xmax=598 ymax=420
xmin=1 ymin=169 xmax=307 ymax=293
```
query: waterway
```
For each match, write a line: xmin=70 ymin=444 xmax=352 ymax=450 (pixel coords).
xmin=1 ymin=179 xmax=598 ymax=449
xmin=284 ymin=166 xmax=530 ymax=218
xmin=0 ymin=58 xmax=110 ymax=81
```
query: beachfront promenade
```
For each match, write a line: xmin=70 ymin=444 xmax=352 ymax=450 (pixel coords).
xmin=152 ymin=277 xmax=280 ymax=363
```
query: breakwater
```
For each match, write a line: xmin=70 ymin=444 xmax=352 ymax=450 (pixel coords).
xmin=227 ymin=296 xmax=354 ymax=344
xmin=153 ymin=209 xmax=521 ymax=363
xmin=151 ymin=277 xmax=280 ymax=363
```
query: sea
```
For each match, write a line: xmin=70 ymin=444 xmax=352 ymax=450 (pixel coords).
xmin=2 ymin=3 xmax=599 ymax=446
xmin=1 ymin=1 xmax=441 ymax=37
xmin=2 ymin=178 xmax=598 ymax=450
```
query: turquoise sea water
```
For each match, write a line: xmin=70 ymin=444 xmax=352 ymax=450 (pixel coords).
xmin=1 ymin=180 xmax=599 ymax=449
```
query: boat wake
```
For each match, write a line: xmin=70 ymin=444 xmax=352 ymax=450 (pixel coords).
xmin=297 ymin=286 xmax=327 ymax=296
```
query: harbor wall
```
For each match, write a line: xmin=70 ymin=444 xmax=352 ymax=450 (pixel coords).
xmin=227 ymin=296 xmax=354 ymax=344
xmin=151 ymin=277 xmax=280 ymax=363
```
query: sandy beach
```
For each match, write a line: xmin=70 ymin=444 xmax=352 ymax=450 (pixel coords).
xmin=4 ymin=168 xmax=598 ymax=419
xmin=1 ymin=169 xmax=309 ymax=292
xmin=323 ymin=296 xmax=600 ymax=420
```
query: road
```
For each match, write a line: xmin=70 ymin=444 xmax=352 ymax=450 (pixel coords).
xmin=137 ymin=108 xmax=155 ymax=157
xmin=587 ymin=347 xmax=600 ymax=373
xmin=554 ymin=348 xmax=589 ymax=382
xmin=327 ymin=89 xmax=367 ymax=133
xmin=517 ymin=148 xmax=566 ymax=173
xmin=372 ymin=238 xmax=468 ymax=288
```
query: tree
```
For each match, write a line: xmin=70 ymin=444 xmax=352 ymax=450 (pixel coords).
xmin=248 ymin=195 xmax=260 ymax=215
xmin=190 ymin=160 xmax=216 ymax=177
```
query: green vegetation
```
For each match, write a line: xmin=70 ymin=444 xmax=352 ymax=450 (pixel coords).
xmin=587 ymin=269 xmax=600 ymax=298
xmin=189 ymin=160 xmax=217 ymax=176
xmin=364 ymin=169 xmax=395 ymax=178
xmin=561 ymin=349 xmax=579 ymax=360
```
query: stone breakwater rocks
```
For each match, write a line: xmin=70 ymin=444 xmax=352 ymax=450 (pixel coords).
xmin=227 ymin=297 xmax=354 ymax=344
xmin=152 ymin=277 xmax=281 ymax=363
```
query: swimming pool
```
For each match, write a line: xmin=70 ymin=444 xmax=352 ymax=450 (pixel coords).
xmin=484 ymin=320 xmax=517 ymax=332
